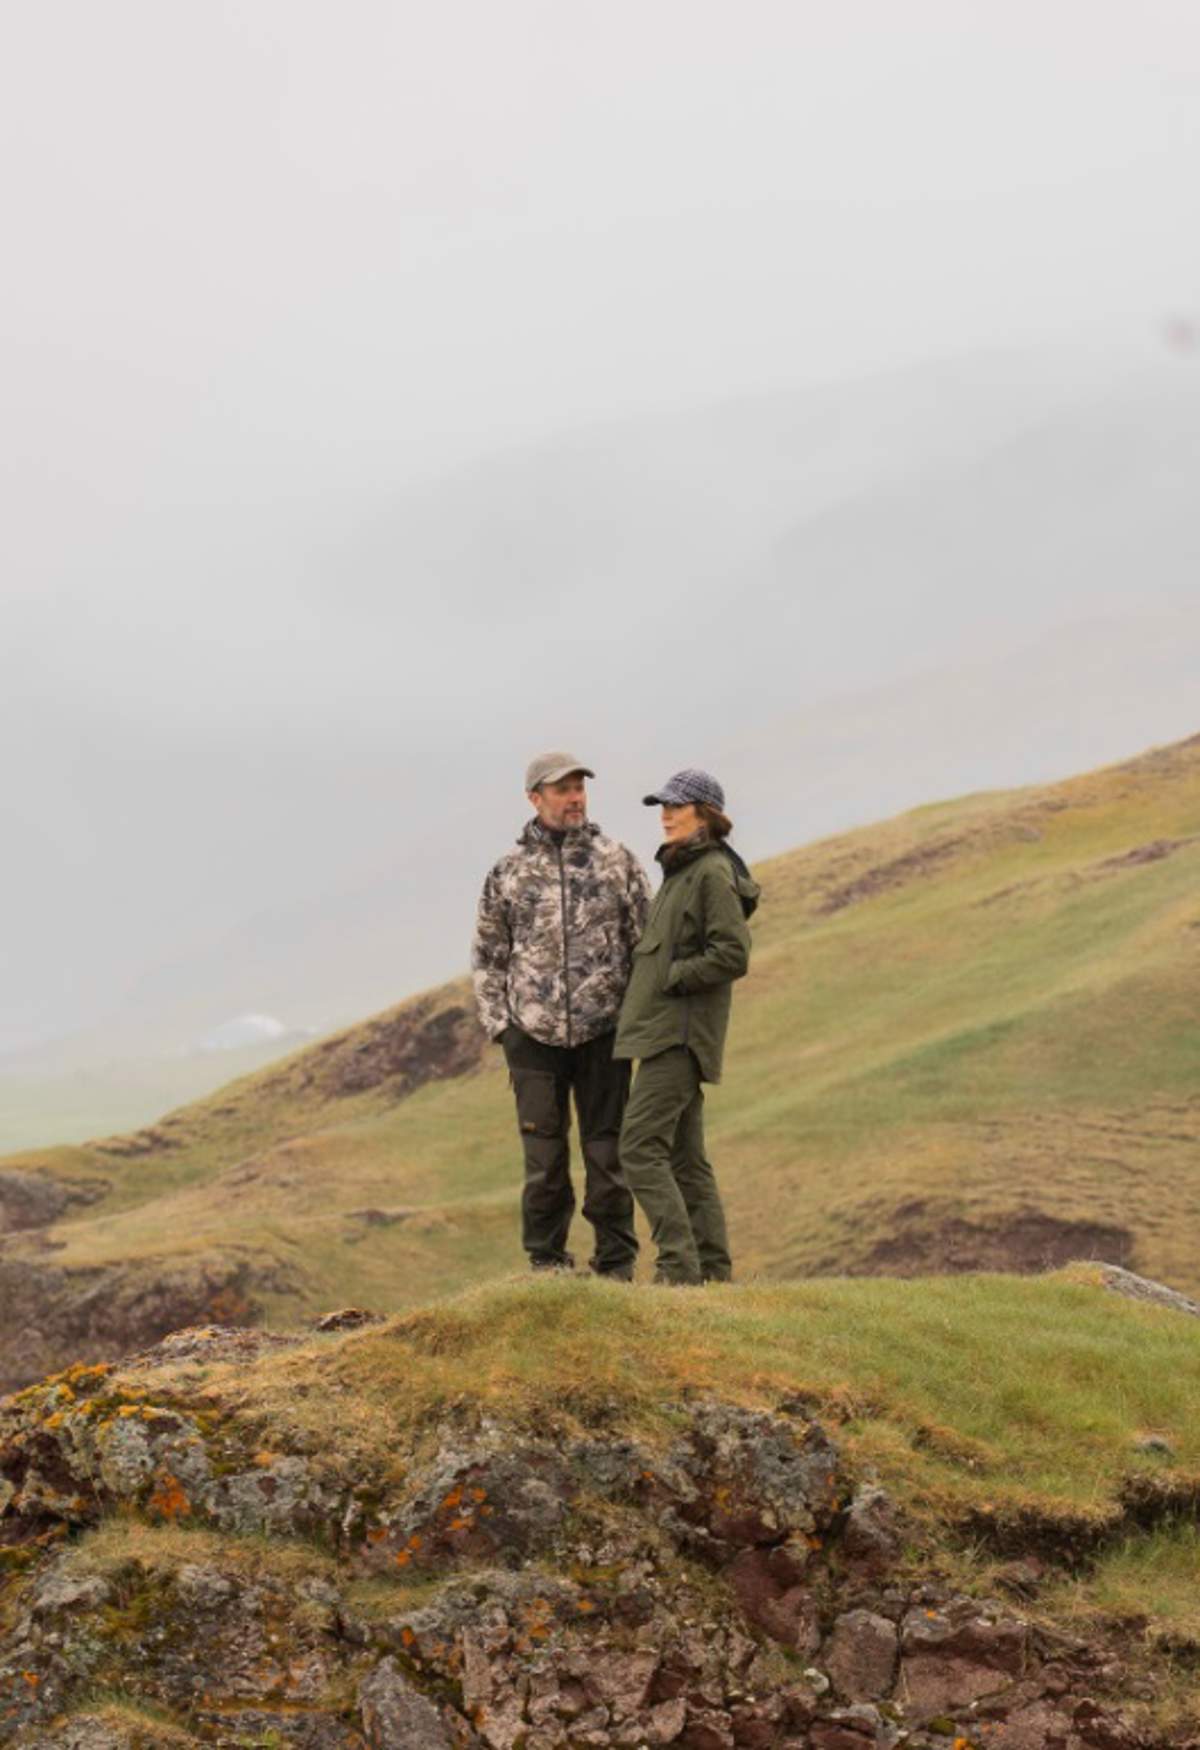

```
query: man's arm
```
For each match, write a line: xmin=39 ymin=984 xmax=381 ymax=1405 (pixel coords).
xmin=471 ymin=866 xmax=512 ymax=1040
xmin=664 ymin=862 xmax=750 ymax=994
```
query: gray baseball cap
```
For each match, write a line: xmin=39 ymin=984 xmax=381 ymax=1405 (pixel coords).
xmin=643 ymin=767 xmax=726 ymax=809
xmin=525 ymin=750 xmax=595 ymax=792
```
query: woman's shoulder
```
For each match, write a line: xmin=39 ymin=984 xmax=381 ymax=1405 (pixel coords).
xmin=698 ymin=844 xmax=737 ymax=883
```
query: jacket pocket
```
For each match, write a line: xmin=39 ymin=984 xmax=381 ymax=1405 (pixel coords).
xmin=511 ymin=1068 xmax=565 ymax=1138
xmin=631 ymin=933 xmax=676 ymax=997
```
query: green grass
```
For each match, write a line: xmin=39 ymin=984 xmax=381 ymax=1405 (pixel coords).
xmin=139 ymin=1270 xmax=1200 ymax=1531
xmin=6 ymin=732 xmax=1200 ymax=1325
xmin=1051 ymin=1523 xmax=1200 ymax=1643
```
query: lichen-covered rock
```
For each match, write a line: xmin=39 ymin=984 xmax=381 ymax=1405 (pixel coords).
xmin=2 ymin=1545 xmax=364 ymax=1738
xmin=841 ymin=1484 xmax=901 ymax=1578
xmin=900 ymin=1599 xmax=1028 ymax=1710
xmin=355 ymin=1427 xmax=573 ymax=1575
xmin=0 ymin=1359 xmax=340 ymax=1545
xmin=359 ymin=1656 xmax=459 ymax=1746
xmin=0 ymin=1346 xmax=1183 ymax=1750
xmin=661 ymin=1402 xmax=842 ymax=1561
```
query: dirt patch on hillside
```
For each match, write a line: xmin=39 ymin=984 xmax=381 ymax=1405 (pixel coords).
xmin=813 ymin=811 xmax=1051 ymax=916
xmin=288 ymin=993 xmax=486 ymax=1100
xmin=1092 ymin=836 xmax=1198 ymax=874
xmin=851 ymin=1207 xmax=1134 ymax=1277
xmin=815 ymin=835 xmax=967 ymax=914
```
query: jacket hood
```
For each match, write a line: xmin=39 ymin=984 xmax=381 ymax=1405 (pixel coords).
xmin=720 ymin=842 xmax=761 ymax=919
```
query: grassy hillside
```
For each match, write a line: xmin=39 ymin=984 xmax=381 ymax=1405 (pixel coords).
xmin=5 ymin=731 xmax=1200 ymax=1343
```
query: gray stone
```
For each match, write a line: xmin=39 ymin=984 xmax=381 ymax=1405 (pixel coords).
xmin=1095 ymin=1264 xmax=1200 ymax=1318
xmin=359 ymin=1655 xmax=457 ymax=1747
xmin=841 ymin=1486 xmax=900 ymax=1577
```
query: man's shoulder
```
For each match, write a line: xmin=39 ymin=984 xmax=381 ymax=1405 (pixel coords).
xmin=483 ymin=839 xmax=533 ymax=887
xmin=589 ymin=831 xmax=644 ymax=873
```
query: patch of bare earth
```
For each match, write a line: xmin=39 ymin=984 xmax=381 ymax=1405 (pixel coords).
xmin=812 ymin=810 xmax=1053 ymax=917
xmin=289 ymin=991 xmax=485 ymax=1100
xmin=850 ymin=1206 xmax=1134 ymax=1278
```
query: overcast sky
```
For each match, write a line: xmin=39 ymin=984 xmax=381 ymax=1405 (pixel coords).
xmin=3 ymin=2 xmax=1200 ymax=1059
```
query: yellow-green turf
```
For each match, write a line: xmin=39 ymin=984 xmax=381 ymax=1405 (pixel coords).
xmin=5 ymin=731 xmax=1200 ymax=1310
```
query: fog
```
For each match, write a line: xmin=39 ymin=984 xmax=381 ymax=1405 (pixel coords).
xmin=2 ymin=2 xmax=1199 ymax=1064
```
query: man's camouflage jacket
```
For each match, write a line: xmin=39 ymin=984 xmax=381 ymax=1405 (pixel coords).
xmin=472 ymin=819 xmax=651 ymax=1048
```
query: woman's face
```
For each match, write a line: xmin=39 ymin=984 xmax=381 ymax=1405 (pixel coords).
xmin=661 ymin=801 xmax=701 ymax=842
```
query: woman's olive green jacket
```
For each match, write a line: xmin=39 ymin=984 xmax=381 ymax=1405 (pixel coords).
xmin=613 ymin=838 xmax=759 ymax=1083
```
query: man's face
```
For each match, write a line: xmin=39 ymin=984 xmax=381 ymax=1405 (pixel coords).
xmin=530 ymin=772 xmax=588 ymax=830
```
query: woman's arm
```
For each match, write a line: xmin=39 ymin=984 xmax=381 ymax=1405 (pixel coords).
xmin=664 ymin=862 xmax=751 ymax=994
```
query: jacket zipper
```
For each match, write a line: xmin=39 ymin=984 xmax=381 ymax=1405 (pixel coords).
xmin=557 ymin=841 xmax=573 ymax=1048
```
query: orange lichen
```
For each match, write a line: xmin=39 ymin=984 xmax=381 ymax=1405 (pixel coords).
xmin=148 ymin=1473 xmax=191 ymax=1520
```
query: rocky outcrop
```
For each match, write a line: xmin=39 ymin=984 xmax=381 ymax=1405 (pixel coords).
xmin=1094 ymin=1264 xmax=1200 ymax=1319
xmin=0 ymin=1169 xmax=108 ymax=1234
xmin=0 ymin=1248 xmax=303 ymax=1395
xmin=295 ymin=994 xmax=485 ymax=1101
xmin=0 ymin=1328 xmax=1184 ymax=1748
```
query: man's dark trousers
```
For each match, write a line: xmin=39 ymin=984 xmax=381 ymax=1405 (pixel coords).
xmin=501 ymin=1025 xmax=637 ymax=1278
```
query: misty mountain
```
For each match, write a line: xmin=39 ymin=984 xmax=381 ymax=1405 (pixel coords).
xmin=4 ymin=345 xmax=1198 ymax=1073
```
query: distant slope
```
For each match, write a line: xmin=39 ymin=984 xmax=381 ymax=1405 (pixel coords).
xmin=9 ymin=345 xmax=1200 ymax=1071
xmin=3 ymin=729 xmax=1200 ymax=1386
xmin=0 ymin=1035 xmax=318 ymax=1156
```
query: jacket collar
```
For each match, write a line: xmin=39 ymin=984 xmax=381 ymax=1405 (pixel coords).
xmin=520 ymin=817 xmax=601 ymax=850
xmin=656 ymin=829 xmax=716 ymax=875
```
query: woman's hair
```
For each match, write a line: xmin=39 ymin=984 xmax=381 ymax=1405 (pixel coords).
xmin=697 ymin=802 xmax=733 ymax=840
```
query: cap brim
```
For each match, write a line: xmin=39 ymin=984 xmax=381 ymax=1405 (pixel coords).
xmin=643 ymin=792 xmax=680 ymax=806
xmin=538 ymin=764 xmax=595 ymax=786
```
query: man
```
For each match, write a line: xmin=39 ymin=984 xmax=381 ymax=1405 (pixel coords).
xmin=472 ymin=752 xmax=651 ymax=1277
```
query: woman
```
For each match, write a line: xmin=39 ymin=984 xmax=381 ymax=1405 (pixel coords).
xmin=613 ymin=768 xmax=759 ymax=1284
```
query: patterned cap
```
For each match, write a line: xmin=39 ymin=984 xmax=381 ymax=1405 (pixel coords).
xmin=642 ymin=768 xmax=725 ymax=809
xmin=525 ymin=750 xmax=595 ymax=791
